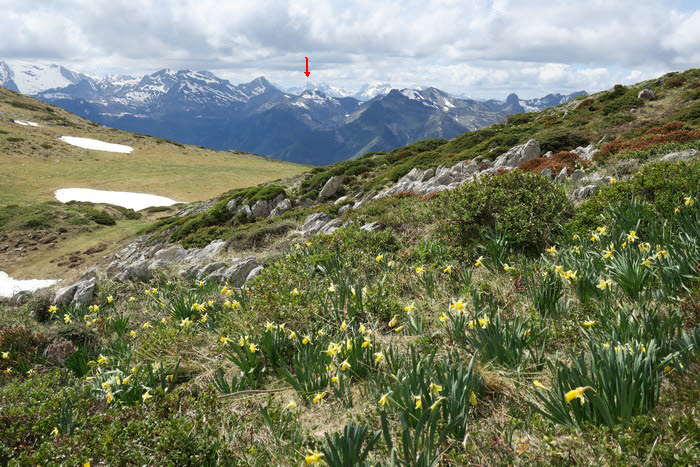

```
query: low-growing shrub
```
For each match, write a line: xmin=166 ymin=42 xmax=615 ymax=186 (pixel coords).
xmin=519 ymin=151 xmax=584 ymax=174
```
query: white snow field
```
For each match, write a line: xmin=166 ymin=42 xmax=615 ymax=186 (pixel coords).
xmin=55 ymin=188 xmax=179 ymax=211
xmin=13 ymin=120 xmax=40 ymax=127
xmin=59 ymin=136 xmax=134 ymax=154
xmin=0 ymin=271 xmax=56 ymax=298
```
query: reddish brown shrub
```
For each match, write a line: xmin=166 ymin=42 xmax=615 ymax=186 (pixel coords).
xmin=598 ymin=128 xmax=700 ymax=158
xmin=0 ymin=325 xmax=46 ymax=372
xmin=644 ymin=121 xmax=686 ymax=135
xmin=576 ymin=97 xmax=595 ymax=109
xmin=44 ymin=338 xmax=78 ymax=365
xmin=518 ymin=151 xmax=584 ymax=174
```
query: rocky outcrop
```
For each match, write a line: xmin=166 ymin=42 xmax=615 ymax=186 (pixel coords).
xmin=270 ymin=199 xmax=292 ymax=217
xmin=571 ymin=144 xmax=599 ymax=161
xmin=638 ymin=89 xmax=656 ymax=100
xmin=319 ymin=176 xmax=343 ymax=199
xmin=572 ymin=185 xmax=598 ymax=201
xmin=553 ymin=167 xmax=568 ymax=183
xmin=53 ymin=277 xmax=96 ymax=308
xmin=660 ymin=149 xmax=698 ymax=162
xmin=302 ymin=213 xmax=332 ymax=237
xmin=493 ymin=139 xmax=540 ymax=168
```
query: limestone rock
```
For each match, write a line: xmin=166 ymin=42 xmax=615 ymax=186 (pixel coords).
xmin=153 ymin=245 xmax=187 ymax=264
xmin=570 ymin=169 xmax=585 ymax=183
xmin=246 ymin=265 xmax=264 ymax=282
xmin=126 ymin=258 xmax=150 ymax=282
xmin=360 ymin=222 xmax=382 ymax=232
xmin=270 ymin=198 xmax=292 ymax=217
xmin=187 ymin=240 xmax=226 ymax=264
xmin=493 ymin=139 xmax=540 ymax=168
xmin=554 ymin=167 xmax=568 ymax=184
xmin=54 ymin=283 xmax=79 ymax=307
xmin=638 ymin=89 xmax=656 ymax=100
xmin=660 ymin=149 xmax=698 ymax=162
xmin=317 ymin=219 xmax=342 ymax=236
xmin=572 ymin=185 xmax=598 ymax=201
xmin=319 ymin=176 xmax=343 ymax=199
xmin=540 ymin=168 xmax=552 ymax=179
xmin=70 ymin=277 xmax=96 ymax=308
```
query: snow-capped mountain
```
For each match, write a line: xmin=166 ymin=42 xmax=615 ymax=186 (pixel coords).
xmin=0 ymin=60 xmax=91 ymax=95
xmin=2 ymin=60 xmax=585 ymax=165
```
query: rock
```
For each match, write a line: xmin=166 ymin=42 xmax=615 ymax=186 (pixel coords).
xmin=638 ymin=89 xmax=656 ymax=100
xmin=106 ymin=261 xmax=124 ymax=278
xmin=570 ymin=169 xmax=585 ymax=183
xmin=572 ymin=145 xmax=599 ymax=161
xmin=302 ymin=213 xmax=332 ymax=237
xmin=660 ymin=149 xmax=698 ymax=162
xmin=10 ymin=290 xmax=33 ymax=306
xmin=237 ymin=204 xmax=252 ymax=219
xmin=542 ymin=151 xmax=553 ymax=159
xmin=353 ymin=192 xmax=376 ymax=210
xmin=572 ymin=185 xmax=598 ymax=201
xmin=554 ymin=167 xmax=568 ymax=183
xmin=246 ymin=265 xmax=264 ymax=282
xmin=400 ymin=167 xmax=435 ymax=184
xmin=297 ymin=198 xmax=314 ymax=208
xmin=226 ymin=196 xmax=241 ymax=213
xmin=213 ymin=257 xmax=259 ymax=286
xmin=270 ymin=198 xmax=292 ymax=217
xmin=54 ymin=283 xmax=79 ymax=307
xmin=540 ymin=168 xmax=553 ymax=179
xmin=338 ymin=204 xmax=351 ymax=215
xmin=334 ymin=196 xmax=349 ymax=205
xmin=597 ymin=135 xmax=614 ymax=146
xmin=196 ymin=262 xmax=227 ymax=280
xmin=493 ymin=139 xmax=540 ymax=168
xmin=148 ymin=259 xmax=168 ymax=272
xmin=250 ymin=199 xmax=269 ymax=218
xmin=187 ymin=240 xmax=226 ymax=263
xmin=153 ymin=245 xmax=187 ymax=264
xmin=126 ymin=258 xmax=150 ymax=281
xmin=360 ymin=222 xmax=382 ymax=232
xmin=319 ymin=176 xmax=343 ymax=199
xmin=317 ymin=219 xmax=342 ymax=236
xmin=70 ymin=278 xmax=96 ymax=308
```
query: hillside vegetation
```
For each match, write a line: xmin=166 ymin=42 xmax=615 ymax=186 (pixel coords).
xmin=0 ymin=69 xmax=699 ymax=464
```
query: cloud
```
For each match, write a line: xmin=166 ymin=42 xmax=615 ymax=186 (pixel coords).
xmin=0 ymin=0 xmax=697 ymax=97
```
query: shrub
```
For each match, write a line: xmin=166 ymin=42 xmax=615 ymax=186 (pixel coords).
xmin=597 ymin=128 xmax=700 ymax=158
xmin=86 ymin=209 xmax=116 ymax=226
xmin=519 ymin=151 xmax=584 ymax=174
xmin=537 ymin=128 xmax=589 ymax=153
xmin=441 ymin=170 xmax=573 ymax=255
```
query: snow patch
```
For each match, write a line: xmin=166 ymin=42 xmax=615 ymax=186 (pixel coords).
xmin=59 ymin=136 xmax=133 ymax=153
xmin=13 ymin=120 xmax=40 ymax=127
xmin=0 ymin=271 xmax=56 ymax=298
xmin=55 ymin=188 xmax=179 ymax=211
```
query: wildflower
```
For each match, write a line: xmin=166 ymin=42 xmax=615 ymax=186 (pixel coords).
xmin=394 ymin=325 xmax=404 ymax=333
xmin=324 ymin=342 xmax=341 ymax=357
xmin=4 ymin=368 xmax=11 ymax=375
xmin=230 ymin=300 xmax=240 ymax=309
xmin=564 ymin=270 xmax=578 ymax=281
xmin=674 ymin=207 xmax=681 ymax=214
xmin=346 ymin=339 xmax=353 ymax=351
xmin=414 ymin=395 xmax=422 ymax=409
xmin=533 ymin=380 xmax=549 ymax=390
xmin=415 ymin=266 xmax=425 ymax=276
xmin=554 ymin=265 xmax=564 ymax=275
xmin=450 ymin=299 xmax=466 ymax=313
xmin=1 ymin=352 xmax=8 ymax=360
xmin=583 ymin=320 xmax=595 ymax=327
xmin=107 ymin=295 xmax=114 ymax=304
xmin=180 ymin=317 xmax=192 ymax=329
xmin=340 ymin=320 xmax=347 ymax=331
xmin=294 ymin=243 xmax=301 ymax=250
xmin=470 ymin=391 xmax=478 ymax=406
xmin=284 ymin=400 xmax=297 ymax=410
xmin=302 ymin=335 xmax=311 ymax=345
xmin=122 ymin=374 xmax=132 ymax=384
xmin=350 ymin=286 xmax=356 ymax=296
xmin=627 ymin=230 xmax=638 ymax=243
xmin=664 ymin=365 xmax=672 ymax=373
xmin=97 ymin=354 xmax=108 ymax=365
xmin=362 ymin=286 xmax=369 ymax=296
xmin=573 ymin=246 xmax=581 ymax=254
xmin=572 ymin=234 xmax=580 ymax=241
xmin=438 ymin=313 xmax=448 ymax=323
xmin=27 ymin=369 xmax=33 ymax=377
xmin=604 ymin=250 xmax=614 ymax=260
xmin=565 ymin=386 xmax=592 ymax=404
xmin=219 ymin=336 xmax=230 ymax=344
xmin=590 ymin=233 xmax=600 ymax=242
xmin=265 ymin=321 xmax=275 ymax=332
xmin=379 ymin=392 xmax=390 ymax=406
xmin=199 ymin=313 xmax=209 ymax=324
xmin=685 ymin=196 xmax=695 ymax=207
xmin=130 ymin=330 xmax=137 ymax=338
xmin=375 ymin=254 xmax=384 ymax=262
xmin=248 ymin=343 xmax=257 ymax=353
xmin=63 ymin=314 xmax=72 ymax=324
xmin=374 ymin=352 xmax=384 ymax=364
xmin=643 ymin=257 xmax=653 ymax=267
xmin=362 ymin=338 xmax=371 ymax=348
xmin=546 ymin=246 xmax=557 ymax=256
xmin=51 ymin=427 xmax=60 ymax=437
xmin=142 ymin=322 xmax=152 ymax=329
xmin=305 ymin=451 xmax=323 ymax=464
xmin=430 ymin=397 xmax=445 ymax=412
xmin=106 ymin=389 xmax=114 ymax=404
xmin=503 ymin=263 xmax=515 ymax=272
xmin=657 ymin=250 xmax=669 ymax=259
xmin=142 ymin=390 xmax=152 ymax=402
xmin=430 ymin=382 xmax=443 ymax=395
xmin=443 ymin=265 xmax=453 ymax=274
xmin=89 ymin=305 xmax=100 ymax=313
xmin=328 ymin=283 xmax=337 ymax=293
xmin=404 ymin=304 xmax=416 ymax=314
xmin=639 ymin=242 xmax=651 ymax=253
xmin=291 ymin=288 xmax=300 ymax=296
xmin=388 ymin=315 xmax=398 ymax=328
xmin=474 ymin=256 xmax=484 ymax=267
xmin=289 ymin=331 xmax=298 ymax=340
xmin=129 ymin=296 xmax=136 ymax=302
xmin=198 ymin=280 xmax=204 ymax=287
xmin=312 ymin=392 xmax=326 ymax=404
xmin=331 ymin=375 xmax=339 ymax=383
xmin=609 ymin=177 xmax=616 ymax=184
xmin=597 ymin=278 xmax=612 ymax=290
xmin=48 ymin=305 xmax=58 ymax=314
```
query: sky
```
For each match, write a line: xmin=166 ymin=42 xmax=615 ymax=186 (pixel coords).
xmin=0 ymin=0 xmax=698 ymax=99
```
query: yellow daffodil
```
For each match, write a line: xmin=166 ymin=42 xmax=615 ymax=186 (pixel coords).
xmin=470 ymin=391 xmax=478 ymax=406
xmin=284 ymin=400 xmax=297 ymax=410
xmin=388 ymin=315 xmax=398 ymax=328
xmin=4 ymin=368 xmax=11 ymax=375
xmin=430 ymin=382 xmax=442 ymax=395
xmin=503 ymin=263 xmax=515 ymax=272
xmin=375 ymin=254 xmax=384 ymax=262
xmin=609 ymin=177 xmax=616 ymax=184
xmin=546 ymin=246 xmax=557 ymax=256
xmin=130 ymin=330 xmax=137 ymax=338
xmin=97 ymin=354 xmax=108 ymax=365
xmin=362 ymin=338 xmax=371 ymax=348
xmin=129 ymin=296 xmax=136 ymax=302
xmin=63 ymin=314 xmax=72 ymax=324
xmin=1 ymin=352 xmax=8 ymax=360
xmin=197 ymin=280 xmax=204 ymax=287
xmin=350 ymin=286 xmax=356 ymax=296
xmin=289 ymin=331 xmax=298 ymax=340
xmin=312 ymin=392 xmax=326 ymax=404
xmin=48 ymin=305 xmax=58 ymax=314
xmin=331 ymin=375 xmax=339 ymax=383
xmin=248 ymin=343 xmax=257 ymax=353
xmin=573 ymin=246 xmax=581 ymax=254
xmin=596 ymin=278 xmax=612 ymax=290
xmin=591 ymin=233 xmax=600 ymax=242
xmin=443 ymin=265 xmax=453 ymax=274
xmin=627 ymin=230 xmax=638 ymax=243
xmin=51 ymin=427 xmax=60 ymax=437
xmin=639 ymin=242 xmax=651 ymax=253
xmin=302 ymin=335 xmax=311 ymax=345
xmin=324 ymin=342 xmax=341 ymax=357
xmin=643 ymin=257 xmax=652 ymax=267
xmin=474 ymin=256 xmax=484 ymax=267
xmin=291 ymin=288 xmax=300 ymax=296
xmin=374 ymin=352 xmax=384 ymax=364
xmin=685 ymin=196 xmax=694 ymax=207
xmin=379 ymin=392 xmax=390 ymax=406
xmin=328 ymin=283 xmax=337 ymax=293
xmin=404 ymin=304 xmax=416 ymax=314
xmin=438 ymin=313 xmax=449 ymax=323
xmin=219 ymin=336 xmax=230 ymax=344
xmin=415 ymin=266 xmax=425 ymax=276
xmin=583 ymin=320 xmax=595 ymax=327
xmin=142 ymin=390 xmax=152 ymax=402
xmin=27 ymin=369 xmax=33 ymax=377
xmin=340 ymin=320 xmax=347 ymax=331
xmin=675 ymin=207 xmax=681 ymax=214
xmin=106 ymin=389 xmax=114 ymax=404
xmin=107 ymin=295 xmax=113 ymax=304
xmin=122 ymin=374 xmax=132 ymax=384
xmin=142 ymin=322 xmax=153 ymax=329
xmin=264 ymin=321 xmax=275 ymax=332
xmin=572 ymin=234 xmax=580 ymax=241
xmin=565 ymin=386 xmax=592 ymax=404
xmin=533 ymin=380 xmax=549 ymax=390
xmin=657 ymin=250 xmax=668 ymax=259
xmin=294 ymin=243 xmax=301 ymax=250
xmin=430 ymin=397 xmax=445 ymax=412
xmin=180 ymin=317 xmax=192 ymax=329
xmin=306 ymin=241 xmax=312 ymax=247
xmin=394 ymin=325 xmax=404 ymax=333
xmin=305 ymin=451 xmax=323 ymax=464
xmin=414 ymin=395 xmax=422 ymax=409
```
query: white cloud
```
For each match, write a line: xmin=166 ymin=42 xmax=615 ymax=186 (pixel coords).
xmin=0 ymin=0 xmax=697 ymax=97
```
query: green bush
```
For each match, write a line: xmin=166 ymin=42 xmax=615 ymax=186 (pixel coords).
xmin=85 ymin=209 xmax=116 ymax=226
xmin=441 ymin=171 xmax=573 ymax=254
xmin=537 ymin=128 xmax=589 ymax=153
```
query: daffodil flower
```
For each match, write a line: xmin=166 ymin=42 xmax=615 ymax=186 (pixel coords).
xmin=312 ymin=392 xmax=326 ymax=404
xmin=388 ymin=315 xmax=398 ymax=328
xmin=284 ymin=400 xmax=297 ymax=410
xmin=142 ymin=390 xmax=152 ymax=402
xmin=394 ymin=325 xmax=404 ymax=333
xmin=375 ymin=254 xmax=384 ymax=262
xmin=404 ymin=304 xmax=416 ymax=314
xmin=302 ymin=335 xmax=311 ymax=345
xmin=533 ymin=380 xmax=549 ymax=390
xmin=470 ymin=391 xmax=477 ymax=406
xmin=685 ymin=196 xmax=694 ymax=207
xmin=583 ymin=320 xmax=595 ymax=327
xmin=1 ymin=352 xmax=8 ymax=360
xmin=51 ymin=427 xmax=60 ymax=437
xmin=438 ymin=313 xmax=448 ymax=323
xmin=340 ymin=320 xmax=347 ymax=331
xmin=48 ymin=305 xmax=58 ymax=314
xmin=415 ymin=266 xmax=425 ymax=276
xmin=291 ymin=288 xmax=300 ymax=296
xmin=565 ymin=386 xmax=592 ymax=404
xmin=374 ymin=352 xmax=384 ymax=364
xmin=328 ymin=283 xmax=337 ymax=293
xmin=430 ymin=397 xmax=446 ymax=411
xmin=305 ymin=451 xmax=323 ymax=464
xmin=443 ymin=265 xmax=453 ymax=274
xmin=379 ymin=392 xmax=390 ymax=406
xmin=248 ymin=343 xmax=257 ymax=353
xmin=219 ymin=336 xmax=230 ymax=344
xmin=430 ymin=382 xmax=442 ymax=395
xmin=474 ymin=256 xmax=484 ymax=267
xmin=627 ymin=230 xmax=638 ymax=243
xmin=546 ymin=246 xmax=557 ymax=256
xmin=63 ymin=314 xmax=72 ymax=324
xmin=414 ymin=395 xmax=422 ymax=409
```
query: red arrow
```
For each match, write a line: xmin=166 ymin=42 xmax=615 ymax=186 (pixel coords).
xmin=304 ymin=57 xmax=310 ymax=77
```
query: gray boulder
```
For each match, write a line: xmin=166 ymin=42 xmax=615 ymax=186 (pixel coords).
xmin=153 ymin=245 xmax=187 ymax=264
xmin=638 ymin=89 xmax=656 ymax=100
xmin=360 ymin=222 xmax=382 ymax=232
xmin=237 ymin=204 xmax=252 ymax=219
xmin=317 ymin=219 xmax=343 ymax=236
xmin=399 ymin=167 xmax=435 ymax=184
xmin=302 ymin=213 xmax=332 ymax=237
xmin=660 ymin=149 xmax=698 ymax=162
xmin=226 ymin=196 xmax=243 ymax=213
xmin=196 ymin=262 xmax=227 ymax=280
xmin=338 ymin=204 xmax=351 ymax=215
xmin=493 ymin=139 xmax=540 ymax=168
xmin=70 ymin=277 xmax=96 ymax=308
xmin=54 ymin=283 xmax=79 ymax=307
xmin=188 ymin=240 xmax=226 ymax=264
xmin=270 ymin=198 xmax=292 ymax=217
xmin=570 ymin=169 xmax=585 ymax=183
xmin=572 ymin=145 xmax=599 ymax=161
xmin=554 ymin=167 xmax=568 ymax=184
xmin=540 ymin=168 xmax=552 ymax=179
xmin=319 ymin=176 xmax=343 ymax=199
xmin=214 ymin=257 xmax=259 ymax=286
xmin=572 ymin=185 xmax=598 ymax=201
xmin=126 ymin=258 xmax=150 ymax=282
xmin=11 ymin=290 xmax=33 ymax=306
xmin=250 ymin=199 xmax=269 ymax=218
xmin=246 ymin=265 xmax=264 ymax=282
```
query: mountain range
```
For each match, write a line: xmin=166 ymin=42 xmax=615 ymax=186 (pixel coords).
xmin=0 ymin=60 xmax=585 ymax=164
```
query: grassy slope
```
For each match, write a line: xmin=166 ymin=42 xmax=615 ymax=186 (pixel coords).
xmin=0 ymin=70 xmax=699 ymax=464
